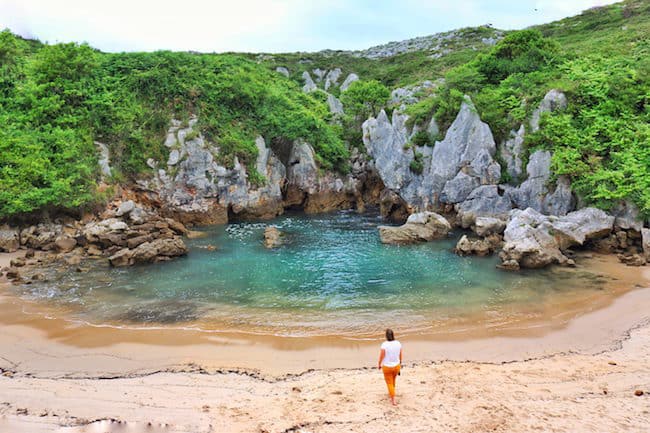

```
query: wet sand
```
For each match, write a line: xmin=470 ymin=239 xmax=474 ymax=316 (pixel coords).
xmin=1 ymin=252 xmax=649 ymax=431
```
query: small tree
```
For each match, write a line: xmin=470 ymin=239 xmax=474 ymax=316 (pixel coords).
xmin=340 ymin=79 xmax=390 ymax=121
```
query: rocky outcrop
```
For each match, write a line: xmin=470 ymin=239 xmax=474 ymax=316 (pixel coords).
xmin=302 ymin=71 xmax=317 ymax=93
xmin=378 ymin=212 xmax=451 ymax=245
xmin=95 ymin=141 xmax=112 ymax=178
xmin=506 ymin=150 xmax=574 ymax=216
xmin=379 ymin=189 xmax=410 ymax=224
xmin=456 ymin=186 xmax=512 ymax=228
xmin=0 ymin=225 xmax=20 ymax=252
xmin=499 ymin=207 xmax=615 ymax=270
xmin=275 ymin=66 xmax=290 ymax=77
xmin=140 ymin=118 xmax=372 ymax=224
xmin=263 ymin=226 xmax=284 ymax=249
xmin=363 ymin=96 xmax=501 ymax=212
xmin=499 ymin=126 xmax=525 ymax=182
xmin=340 ymin=73 xmax=359 ymax=92
xmin=643 ymin=228 xmax=650 ymax=261
xmin=530 ymin=89 xmax=568 ymax=133
xmin=473 ymin=217 xmax=506 ymax=237
xmin=455 ymin=234 xmax=503 ymax=257
xmin=109 ymin=238 xmax=188 ymax=267
xmin=20 ymin=224 xmax=62 ymax=250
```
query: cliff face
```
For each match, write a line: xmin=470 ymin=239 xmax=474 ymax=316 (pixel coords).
xmin=130 ymin=117 xmax=382 ymax=225
xmin=361 ymin=90 xmax=576 ymax=225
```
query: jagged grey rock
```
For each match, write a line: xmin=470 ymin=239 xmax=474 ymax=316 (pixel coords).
xmin=549 ymin=207 xmax=614 ymax=250
xmin=378 ymin=212 xmax=451 ymax=244
xmin=474 ymin=217 xmax=506 ymax=237
xmin=340 ymin=73 xmax=359 ymax=92
xmin=542 ymin=176 xmax=575 ymax=216
xmin=507 ymin=150 xmax=552 ymax=213
xmin=456 ymin=185 xmax=512 ymax=228
xmin=612 ymin=201 xmax=643 ymax=232
xmin=302 ymin=71 xmax=317 ymax=93
xmin=440 ymin=171 xmax=480 ymax=204
xmin=500 ymin=208 xmax=568 ymax=269
xmin=327 ymin=93 xmax=344 ymax=115
xmin=530 ymin=89 xmax=568 ymax=132
xmin=115 ymin=200 xmax=136 ymax=217
xmin=312 ymin=68 xmax=326 ymax=82
xmin=167 ymin=149 xmax=181 ymax=166
xmin=95 ymin=141 xmax=112 ymax=178
xmin=499 ymin=125 xmax=525 ymax=181
xmin=275 ymin=66 xmax=289 ymax=77
xmin=324 ymin=68 xmax=342 ymax=90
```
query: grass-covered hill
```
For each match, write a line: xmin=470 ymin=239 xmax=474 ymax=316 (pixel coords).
xmin=0 ymin=0 xmax=648 ymax=220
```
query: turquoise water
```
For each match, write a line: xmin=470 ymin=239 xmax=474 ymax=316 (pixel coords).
xmin=14 ymin=210 xmax=610 ymax=338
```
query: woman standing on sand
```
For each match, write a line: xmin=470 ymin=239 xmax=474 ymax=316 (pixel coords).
xmin=378 ymin=328 xmax=402 ymax=405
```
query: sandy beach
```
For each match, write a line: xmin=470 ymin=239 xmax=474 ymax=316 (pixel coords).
xmin=1 ymin=251 xmax=649 ymax=432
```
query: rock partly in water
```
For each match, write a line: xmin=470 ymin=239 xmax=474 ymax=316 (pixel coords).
xmin=263 ymin=226 xmax=284 ymax=249
xmin=378 ymin=212 xmax=451 ymax=245
xmin=379 ymin=189 xmax=410 ymax=224
xmin=454 ymin=234 xmax=502 ymax=257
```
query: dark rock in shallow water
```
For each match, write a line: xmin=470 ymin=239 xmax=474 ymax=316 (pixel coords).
xmin=379 ymin=211 xmax=451 ymax=245
xmin=115 ymin=300 xmax=200 ymax=324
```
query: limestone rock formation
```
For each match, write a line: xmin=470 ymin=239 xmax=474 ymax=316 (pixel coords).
xmin=643 ymin=228 xmax=650 ymax=261
xmin=473 ymin=217 xmax=506 ymax=237
xmin=363 ymin=96 xmax=501 ymax=212
xmin=275 ymin=66 xmax=289 ymax=77
xmin=499 ymin=208 xmax=568 ymax=269
xmin=530 ymin=89 xmax=568 ymax=132
xmin=456 ymin=186 xmax=512 ymax=228
xmin=378 ymin=212 xmax=451 ymax=245
xmin=499 ymin=207 xmax=614 ymax=269
xmin=499 ymin=125 xmax=525 ymax=181
xmin=302 ymin=71 xmax=317 ymax=93
xmin=20 ymin=224 xmax=62 ymax=250
xmin=95 ymin=141 xmax=112 ymax=178
xmin=340 ymin=73 xmax=359 ymax=91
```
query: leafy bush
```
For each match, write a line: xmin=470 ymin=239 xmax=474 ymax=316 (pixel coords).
xmin=340 ymin=79 xmax=390 ymax=120
xmin=411 ymin=130 xmax=433 ymax=147
xmin=409 ymin=152 xmax=424 ymax=174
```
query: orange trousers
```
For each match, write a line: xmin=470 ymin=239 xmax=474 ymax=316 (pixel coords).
xmin=382 ymin=365 xmax=401 ymax=397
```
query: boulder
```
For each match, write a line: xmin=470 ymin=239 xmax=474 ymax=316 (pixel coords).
xmin=20 ymin=223 xmax=62 ymax=249
xmin=148 ymin=238 xmax=188 ymax=258
xmin=612 ymin=201 xmax=644 ymax=233
xmin=275 ymin=66 xmax=289 ymax=77
xmin=165 ymin=218 xmax=188 ymax=235
xmin=54 ymin=236 xmax=77 ymax=253
xmin=83 ymin=219 xmax=128 ymax=242
xmin=456 ymin=185 xmax=512 ymax=228
xmin=5 ymin=268 xmax=21 ymax=280
xmin=549 ymin=207 xmax=614 ymax=250
xmin=108 ymin=249 xmax=133 ymax=267
xmin=474 ymin=217 xmax=506 ymax=237
xmin=378 ymin=212 xmax=451 ymax=245
xmin=263 ymin=227 xmax=284 ymax=249
xmin=507 ymin=150 xmax=551 ymax=213
xmin=115 ymin=200 xmax=136 ymax=217
xmin=324 ymin=68 xmax=342 ymax=90
xmin=327 ymin=93 xmax=344 ymax=115
xmin=10 ymin=257 xmax=26 ymax=268
xmin=618 ymin=253 xmax=646 ymax=267
xmin=454 ymin=234 xmax=499 ymax=257
xmin=500 ymin=208 xmax=569 ymax=269
xmin=0 ymin=225 xmax=20 ymax=253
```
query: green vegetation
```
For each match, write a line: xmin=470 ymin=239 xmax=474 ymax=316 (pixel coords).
xmin=0 ymin=31 xmax=347 ymax=218
xmin=409 ymin=151 xmax=424 ymax=174
xmin=1 ymin=0 xmax=649 ymax=219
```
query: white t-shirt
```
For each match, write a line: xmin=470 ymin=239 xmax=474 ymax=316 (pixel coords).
xmin=381 ymin=340 xmax=402 ymax=367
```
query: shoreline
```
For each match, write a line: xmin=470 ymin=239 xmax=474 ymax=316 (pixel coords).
xmin=0 ymin=254 xmax=648 ymax=377
xmin=1 ymin=252 xmax=649 ymax=431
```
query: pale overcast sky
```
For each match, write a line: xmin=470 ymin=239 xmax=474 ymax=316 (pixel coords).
xmin=0 ymin=0 xmax=620 ymax=53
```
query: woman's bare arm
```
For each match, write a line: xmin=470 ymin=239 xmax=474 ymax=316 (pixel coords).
xmin=378 ymin=349 xmax=385 ymax=369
